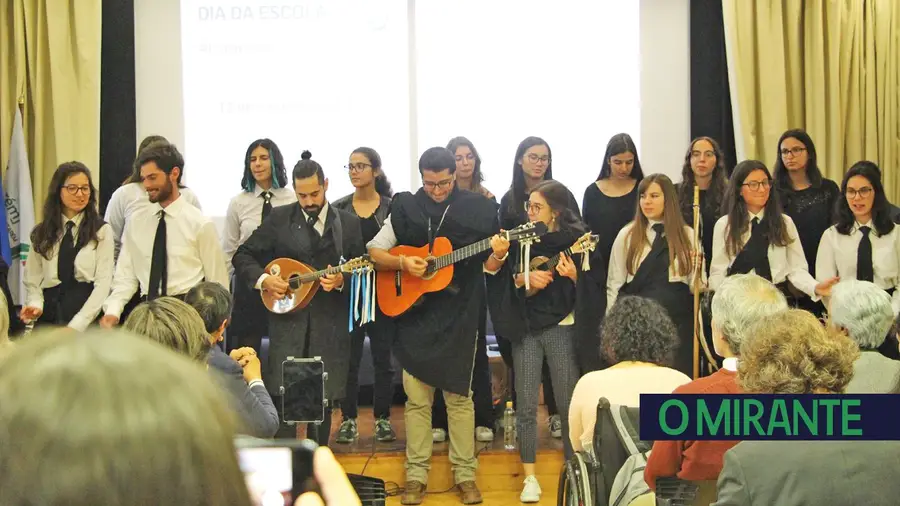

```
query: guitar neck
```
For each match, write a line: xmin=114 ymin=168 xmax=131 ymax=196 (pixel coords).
xmin=431 ymin=237 xmax=493 ymax=270
xmin=542 ymin=247 xmax=573 ymax=271
xmin=293 ymin=265 xmax=342 ymax=287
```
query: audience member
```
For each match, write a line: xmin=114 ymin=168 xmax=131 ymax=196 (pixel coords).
xmin=644 ymin=274 xmax=787 ymax=496
xmin=830 ymin=280 xmax=900 ymax=393
xmin=0 ymin=329 xmax=253 ymax=505
xmin=568 ymin=296 xmax=691 ymax=455
xmin=713 ymin=309 xmax=900 ymax=505
xmin=125 ymin=296 xmax=278 ymax=438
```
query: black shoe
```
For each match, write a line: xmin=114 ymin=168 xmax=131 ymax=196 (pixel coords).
xmin=335 ymin=418 xmax=358 ymax=444
xmin=374 ymin=417 xmax=397 ymax=442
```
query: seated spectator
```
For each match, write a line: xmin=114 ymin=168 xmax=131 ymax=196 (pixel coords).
xmin=830 ymin=280 xmax=900 ymax=393
xmin=713 ymin=310 xmax=900 ymax=505
xmin=568 ymin=296 xmax=691 ymax=454
xmin=0 ymin=329 xmax=253 ymax=505
xmin=125 ymin=296 xmax=278 ymax=438
xmin=645 ymin=274 xmax=787 ymax=490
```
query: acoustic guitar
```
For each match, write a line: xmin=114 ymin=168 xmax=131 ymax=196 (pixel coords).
xmin=261 ymin=256 xmax=374 ymax=314
xmin=525 ymin=232 xmax=600 ymax=297
xmin=376 ymin=222 xmax=548 ymax=317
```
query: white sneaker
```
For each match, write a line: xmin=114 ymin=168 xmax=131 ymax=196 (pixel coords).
xmin=475 ymin=426 xmax=494 ymax=442
xmin=520 ymin=475 xmax=542 ymax=503
xmin=549 ymin=414 xmax=562 ymax=439
xmin=432 ymin=428 xmax=447 ymax=443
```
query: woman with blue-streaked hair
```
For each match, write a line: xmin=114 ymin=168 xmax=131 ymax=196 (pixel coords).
xmin=222 ymin=138 xmax=295 ymax=353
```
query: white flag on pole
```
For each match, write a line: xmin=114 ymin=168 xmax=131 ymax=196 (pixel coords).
xmin=4 ymin=108 xmax=36 ymax=305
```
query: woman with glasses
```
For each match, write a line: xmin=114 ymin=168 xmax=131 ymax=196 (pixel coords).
xmin=20 ymin=162 xmax=113 ymax=330
xmin=487 ymin=180 xmax=605 ymax=503
xmin=332 ymin=147 xmax=397 ymax=444
xmin=448 ymin=136 xmax=494 ymax=200
xmin=105 ymin=135 xmax=202 ymax=259
xmin=607 ymin=174 xmax=703 ymax=376
xmin=817 ymin=161 xmax=900 ymax=315
xmin=709 ymin=160 xmax=838 ymax=301
xmin=582 ymin=133 xmax=645 ymax=273
xmin=772 ymin=129 xmax=840 ymax=312
xmin=222 ymin=139 xmax=294 ymax=353
xmin=498 ymin=136 xmax=581 ymax=440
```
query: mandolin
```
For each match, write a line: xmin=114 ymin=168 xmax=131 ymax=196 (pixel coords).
xmin=376 ymin=222 xmax=548 ymax=317
xmin=261 ymin=255 xmax=374 ymax=314
xmin=525 ymin=232 xmax=599 ymax=297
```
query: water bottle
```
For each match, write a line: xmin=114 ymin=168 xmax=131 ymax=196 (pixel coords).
xmin=503 ymin=401 xmax=516 ymax=450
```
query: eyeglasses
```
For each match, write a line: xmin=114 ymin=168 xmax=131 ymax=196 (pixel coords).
xmin=526 ymin=153 xmax=551 ymax=164
xmin=846 ymin=187 xmax=874 ymax=199
xmin=780 ymin=147 xmax=807 ymax=157
xmin=524 ymin=201 xmax=545 ymax=214
xmin=63 ymin=185 xmax=91 ymax=196
xmin=423 ymin=179 xmax=453 ymax=191
xmin=742 ymin=180 xmax=771 ymax=192
xmin=455 ymin=154 xmax=476 ymax=162
xmin=345 ymin=163 xmax=371 ymax=173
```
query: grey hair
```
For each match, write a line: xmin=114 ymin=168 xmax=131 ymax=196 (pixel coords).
xmin=184 ymin=281 xmax=234 ymax=334
xmin=123 ymin=297 xmax=211 ymax=361
xmin=829 ymin=279 xmax=893 ymax=350
xmin=0 ymin=329 xmax=252 ymax=506
xmin=601 ymin=296 xmax=677 ymax=366
xmin=711 ymin=274 xmax=788 ymax=355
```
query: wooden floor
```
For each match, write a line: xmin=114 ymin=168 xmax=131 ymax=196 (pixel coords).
xmin=327 ymin=406 xmax=565 ymax=505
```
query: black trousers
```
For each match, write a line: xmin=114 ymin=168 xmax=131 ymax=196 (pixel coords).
xmin=496 ymin=335 xmax=559 ymax=417
xmin=342 ymin=322 xmax=394 ymax=420
xmin=228 ymin=276 xmax=269 ymax=353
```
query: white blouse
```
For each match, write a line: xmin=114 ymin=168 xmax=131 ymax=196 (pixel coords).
xmin=222 ymin=186 xmax=295 ymax=278
xmin=606 ymin=220 xmax=704 ymax=311
xmin=816 ymin=221 xmax=900 ymax=315
xmin=23 ymin=214 xmax=114 ymax=331
xmin=709 ymin=210 xmax=818 ymax=299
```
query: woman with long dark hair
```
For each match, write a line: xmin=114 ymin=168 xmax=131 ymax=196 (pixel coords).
xmin=498 ymin=136 xmax=581 ymax=440
xmin=487 ymin=179 xmax=605 ymax=502
xmin=709 ymin=160 xmax=838 ymax=301
xmin=676 ymin=137 xmax=728 ymax=271
xmin=583 ymin=133 xmax=645 ymax=271
xmin=332 ymin=147 xmax=398 ymax=444
xmin=447 ymin=136 xmax=494 ymax=200
xmin=772 ymin=129 xmax=840 ymax=280
xmin=20 ymin=162 xmax=113 ymax=330
xmin=104 ymin=135 xmax=202 ymax=258
xmin=222 ymin=139 xmax=294 ymax=353
xmin=607 ymin=174 xmax=702 ymax=376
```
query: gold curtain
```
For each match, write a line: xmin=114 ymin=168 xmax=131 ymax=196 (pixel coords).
xmin=723 ymin=0 xmax=900 ymax=201
xmin=0 ymin=0 xmax=101 ymax=221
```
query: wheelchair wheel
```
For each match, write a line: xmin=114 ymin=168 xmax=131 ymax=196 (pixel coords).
xmin=557 ymin=453 xmax=595 ymax=506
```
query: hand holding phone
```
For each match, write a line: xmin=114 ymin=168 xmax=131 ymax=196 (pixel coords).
xmin=294 ymin=447 xmax=361 ymax=506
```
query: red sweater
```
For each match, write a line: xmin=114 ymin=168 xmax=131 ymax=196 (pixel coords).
xmin=644 ymin=369 xmax=740 ymax=489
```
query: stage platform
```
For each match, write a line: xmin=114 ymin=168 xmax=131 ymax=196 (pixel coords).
xmin=323 ymin=406 xmax=565 ymax=505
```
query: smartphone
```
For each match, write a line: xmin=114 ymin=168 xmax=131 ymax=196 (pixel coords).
xmin=236 ymin=438 xmax=320 ymax=506
xmin=281 ymin=358 xmax=326 ymax=423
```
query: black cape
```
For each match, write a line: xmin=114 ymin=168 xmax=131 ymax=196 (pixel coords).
xmin=387 ymin=188 xmax=499 ymax=396
xmin=486 ymin=226 xmax=607 ymax=375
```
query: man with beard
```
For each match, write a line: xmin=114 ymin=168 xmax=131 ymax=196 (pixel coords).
xmin=232 ymin=150 xmax=365 ymax=446
xmin=100 ymin=143 xmax=228 ymax=327
xmin=368 ymin=147 xmax=508 ymax=505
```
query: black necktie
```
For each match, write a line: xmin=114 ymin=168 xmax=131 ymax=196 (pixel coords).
xmin=751 ymin=217 xmax=760 ymax=234
xmin=650 ymin=223 xmax=666 ymax=252
xmin=148 ymin=210 xmax=168 ymax=300
xmin=261 ymin=191 xmax=272 ymax=224
xmin=857 ymin=226 xmax=874 ymax=282
xmin=307 ymin=212 xmax=320 ymax=246
xmin=57 ymin=221 xmax=76 ymax=285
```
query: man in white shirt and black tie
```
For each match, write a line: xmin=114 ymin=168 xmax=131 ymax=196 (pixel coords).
xmin=100 ymin=143 xmax=228 ymax=328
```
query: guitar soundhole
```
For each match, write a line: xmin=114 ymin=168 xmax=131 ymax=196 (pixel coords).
xmin=421 ymin=257 xmax=438 ymax=280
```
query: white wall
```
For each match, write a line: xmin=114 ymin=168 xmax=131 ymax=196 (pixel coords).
xmin=134 ymin=0 xmax=691 ymax=219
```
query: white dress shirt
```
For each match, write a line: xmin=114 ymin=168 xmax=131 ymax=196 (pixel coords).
xmin=23 ymin=213 xmax=114 ymax=331
xmin=104 ymin=182 xmax=202 ymax=258
xmin=222 ymin=186 xmax=295 ymax=277
xmin=708 ymin=210 xmax=819 ymax=299
xmin=816 ymin=221 xmax=900 ymax=315
xmin=606 ymin=220 xmax=703 ymax=311
xmin=103 ymin=195 xmax=229 ymax=318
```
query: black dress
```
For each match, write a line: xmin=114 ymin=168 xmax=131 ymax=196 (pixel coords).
xmin=777 ymin=179 xmax=840 ymax=277
xmin=582 ymin=182 xmax=638 ymax=272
